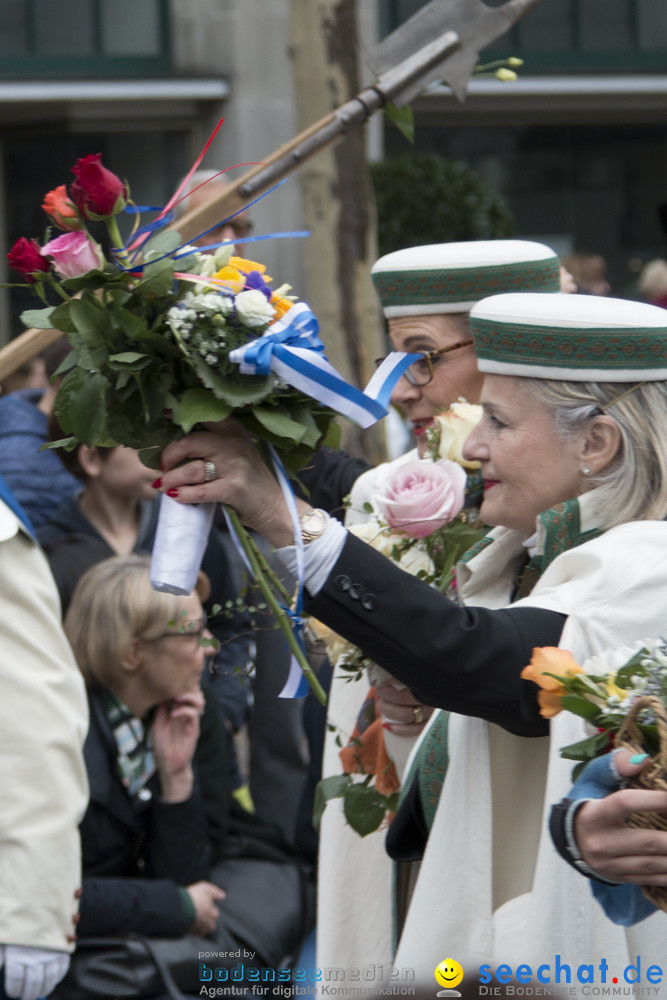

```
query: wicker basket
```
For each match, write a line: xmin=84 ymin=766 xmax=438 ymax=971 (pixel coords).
xmin=614 ymin=695 xmax=667 ymax=912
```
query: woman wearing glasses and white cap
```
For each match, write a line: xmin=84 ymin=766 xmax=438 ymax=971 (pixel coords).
xmin=301 ymin=239 xmax=563 ymax=980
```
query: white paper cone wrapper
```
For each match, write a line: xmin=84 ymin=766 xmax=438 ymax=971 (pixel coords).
xmin=150 ymin=494 xmax=215 ymax=595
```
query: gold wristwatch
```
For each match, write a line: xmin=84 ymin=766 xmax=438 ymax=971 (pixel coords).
xmin=298 ymin=508 xmax=329 ymax=544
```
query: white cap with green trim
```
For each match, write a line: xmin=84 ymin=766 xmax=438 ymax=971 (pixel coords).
xmin=371 ymin=239 xmax=560 ymax=317
xmin=470 ymin=292 xmax=667 ymax=381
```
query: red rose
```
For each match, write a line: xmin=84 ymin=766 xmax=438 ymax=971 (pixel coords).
xmin=70 ymin=154 xmax=127 ymax=220
xmin=7 ymin=237 xmax=50 ymax=283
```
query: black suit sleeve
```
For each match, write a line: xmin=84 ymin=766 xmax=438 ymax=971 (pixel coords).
xmin=306 ymin=533 xmax=565 ymax=737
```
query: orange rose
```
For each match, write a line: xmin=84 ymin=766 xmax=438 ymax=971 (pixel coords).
xmin=41 ymin=184 xmax=82 ymax=231
xmin=521 ymin=647 xmax=584 ymax=719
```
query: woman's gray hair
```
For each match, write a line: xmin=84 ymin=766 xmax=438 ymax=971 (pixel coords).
xmin=522 ymin=377 xmax=667 ymax=528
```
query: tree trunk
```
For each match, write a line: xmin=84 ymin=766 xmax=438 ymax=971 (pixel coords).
xmin=289 ymin=0 xmax=387 ymax=464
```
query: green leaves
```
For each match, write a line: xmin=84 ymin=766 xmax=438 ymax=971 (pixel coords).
xmin=173 ymin=388 xmax=231 ymax=434
xmin=383 ymin=101 xmax=415 ymax=144
xmin=55 ymin=367 xmax=110 ymax=446
xmin=191 ymin=356 xmax=275 ymax=407
xmin=20 ymin=306 xmax=55 ymax=329
xmin=313 ymin=774 xmax=399 ymax=837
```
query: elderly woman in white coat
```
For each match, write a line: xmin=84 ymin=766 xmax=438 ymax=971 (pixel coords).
xmin=155 ymin=291 xmax=667 ymax=992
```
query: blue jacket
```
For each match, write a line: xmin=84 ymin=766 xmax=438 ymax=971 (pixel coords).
xmin=0 ymin=389 xmax=79 ymax=528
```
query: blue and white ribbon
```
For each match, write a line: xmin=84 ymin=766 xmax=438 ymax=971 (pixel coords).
xmin=230 ymin=302 xmax=420 ymax=429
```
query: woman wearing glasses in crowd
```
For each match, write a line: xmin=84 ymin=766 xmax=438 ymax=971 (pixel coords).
xmin=53 ymin=555 xmax=312 ymax=1000
xmin=291 ymin=241 xmax=564 ymax=986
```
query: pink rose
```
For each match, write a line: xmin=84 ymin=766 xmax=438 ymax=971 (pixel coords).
xmin=42 ymin=231 xmax=105 ymax=279
xmin=376 ymin=459 xmax=466 ymax=538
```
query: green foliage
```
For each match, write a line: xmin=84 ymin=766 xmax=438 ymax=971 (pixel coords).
xmin=313 ymin=774 xmax=399 ymax=837
xmin=371 ymin=151 xmax=514 ymax=257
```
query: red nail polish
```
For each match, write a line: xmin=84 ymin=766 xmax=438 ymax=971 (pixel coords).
xmin=151 ymin=477 xmax=162 ymax=489
xmin=166 ymin=488 xmax=179 ymax=498
xmin=74 ymin=888 xmax=83 ymax=899
xmin=382 ymin=723 xmax=393 ymax=731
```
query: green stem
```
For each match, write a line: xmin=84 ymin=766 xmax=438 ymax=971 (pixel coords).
xmin=226 ymin=507 xmax=327 ymax=706
xmin=252 ymin=539 xmax=292 ymax=605
xmin=106 ymin=215 xmax=130 ymax=267
xmin=46 ymin=276 xmax=72 ymax=302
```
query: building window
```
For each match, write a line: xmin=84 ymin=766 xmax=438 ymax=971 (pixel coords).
xmin=0 ymin=0 xmax=170 ymax=77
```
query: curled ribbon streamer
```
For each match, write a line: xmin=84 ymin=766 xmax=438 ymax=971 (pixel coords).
xmin=230 ymin=303 xmax=421 ymax=429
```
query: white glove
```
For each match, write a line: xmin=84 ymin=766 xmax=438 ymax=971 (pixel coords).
xmin=3 ymin=945 xmax=70 ymax=1000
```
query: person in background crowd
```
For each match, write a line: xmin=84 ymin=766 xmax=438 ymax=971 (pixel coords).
xmin=0 ymin=355 xmax=47 ymax=395
xmin=0 ymin=340 xmax=79 ymax=528
xmin=638 ymin=257 xmax=667 ymax=309
xmin=52 ymin=555 xmax=312 ymax=999
xmin=38 ymin=435 xmax=253 ymax=801
xmin=173 ymin=169 xmax=253 ymax=255
xmin=0 ymin=474 xmax=88 ymax=1000
xmin=562 ymin=251 xmax=611 ymax=296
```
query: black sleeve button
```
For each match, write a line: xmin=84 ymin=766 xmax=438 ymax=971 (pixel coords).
xmin=334 ymin=574 xmax=351 ymax=592
xmin=361 ymin=593 xmax=377 ymax=611
xmin=349 ymin=583 xmax=363 ymax=600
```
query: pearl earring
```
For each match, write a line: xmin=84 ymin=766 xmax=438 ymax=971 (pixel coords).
xmin=583 ymin=466 xmax=591 ymax=475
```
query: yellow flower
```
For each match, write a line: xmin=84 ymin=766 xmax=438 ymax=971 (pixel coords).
xmin=521 ymin=647 xmax=584 ymax=719
xmin=212 ymin=264 xmax=245 ymax=292
xmin=229 ymin=256 xmax=270 ymax=279
xmin=604 ymin=675 xmax=627 ymax=702
xmin=271 ymin=295 xmax=294 ymax=320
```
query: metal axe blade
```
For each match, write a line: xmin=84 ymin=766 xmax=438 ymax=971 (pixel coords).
xmin=369 ymin=0 xmax=544 ymax=105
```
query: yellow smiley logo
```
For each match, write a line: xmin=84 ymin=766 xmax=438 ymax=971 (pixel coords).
xmin=435 ymin=958 xmax=464 ymax=990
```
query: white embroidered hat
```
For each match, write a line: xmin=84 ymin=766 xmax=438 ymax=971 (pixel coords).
xmin=470 ymin=291 xmax=667 ymax=381
xmin=371 ymin=239 xmax=560 ymax=318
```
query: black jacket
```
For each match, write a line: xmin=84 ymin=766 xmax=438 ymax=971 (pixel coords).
xmin=77 ymin=690 xmax=212 ymax=938
xmin=306 ymin=533 xmax=565 ymax=738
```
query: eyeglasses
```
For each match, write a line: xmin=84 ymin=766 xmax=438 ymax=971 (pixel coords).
xmin=145 ymin=617 xmax=209 ymax=644
xmin=375 ymin=339 xmax=474 ymax=387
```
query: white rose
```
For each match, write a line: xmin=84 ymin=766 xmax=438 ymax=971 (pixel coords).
xmin=234 ymin=289 xmax=276 ymax=327
xmin=397 ymin=544 xmax=435 ymax=578
xmin=433 ymin=399 xmax=483 ymax=469
xmin=348 ymin=521 xmax=435 ymax=577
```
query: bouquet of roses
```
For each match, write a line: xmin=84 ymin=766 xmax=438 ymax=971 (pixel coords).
xmin=7 ymin=156 xmax=336 ymax=475
xmin=312 ymin=402 xmax=485 ymax=835
xmin=7 ymin=152 xmax=415 ymax=705
xmin=521 ymin=640 xmax=667 ymax=778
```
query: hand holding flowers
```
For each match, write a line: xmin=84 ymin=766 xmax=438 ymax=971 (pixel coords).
xmin=6 ymin=151 xmax=342 ymax=704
